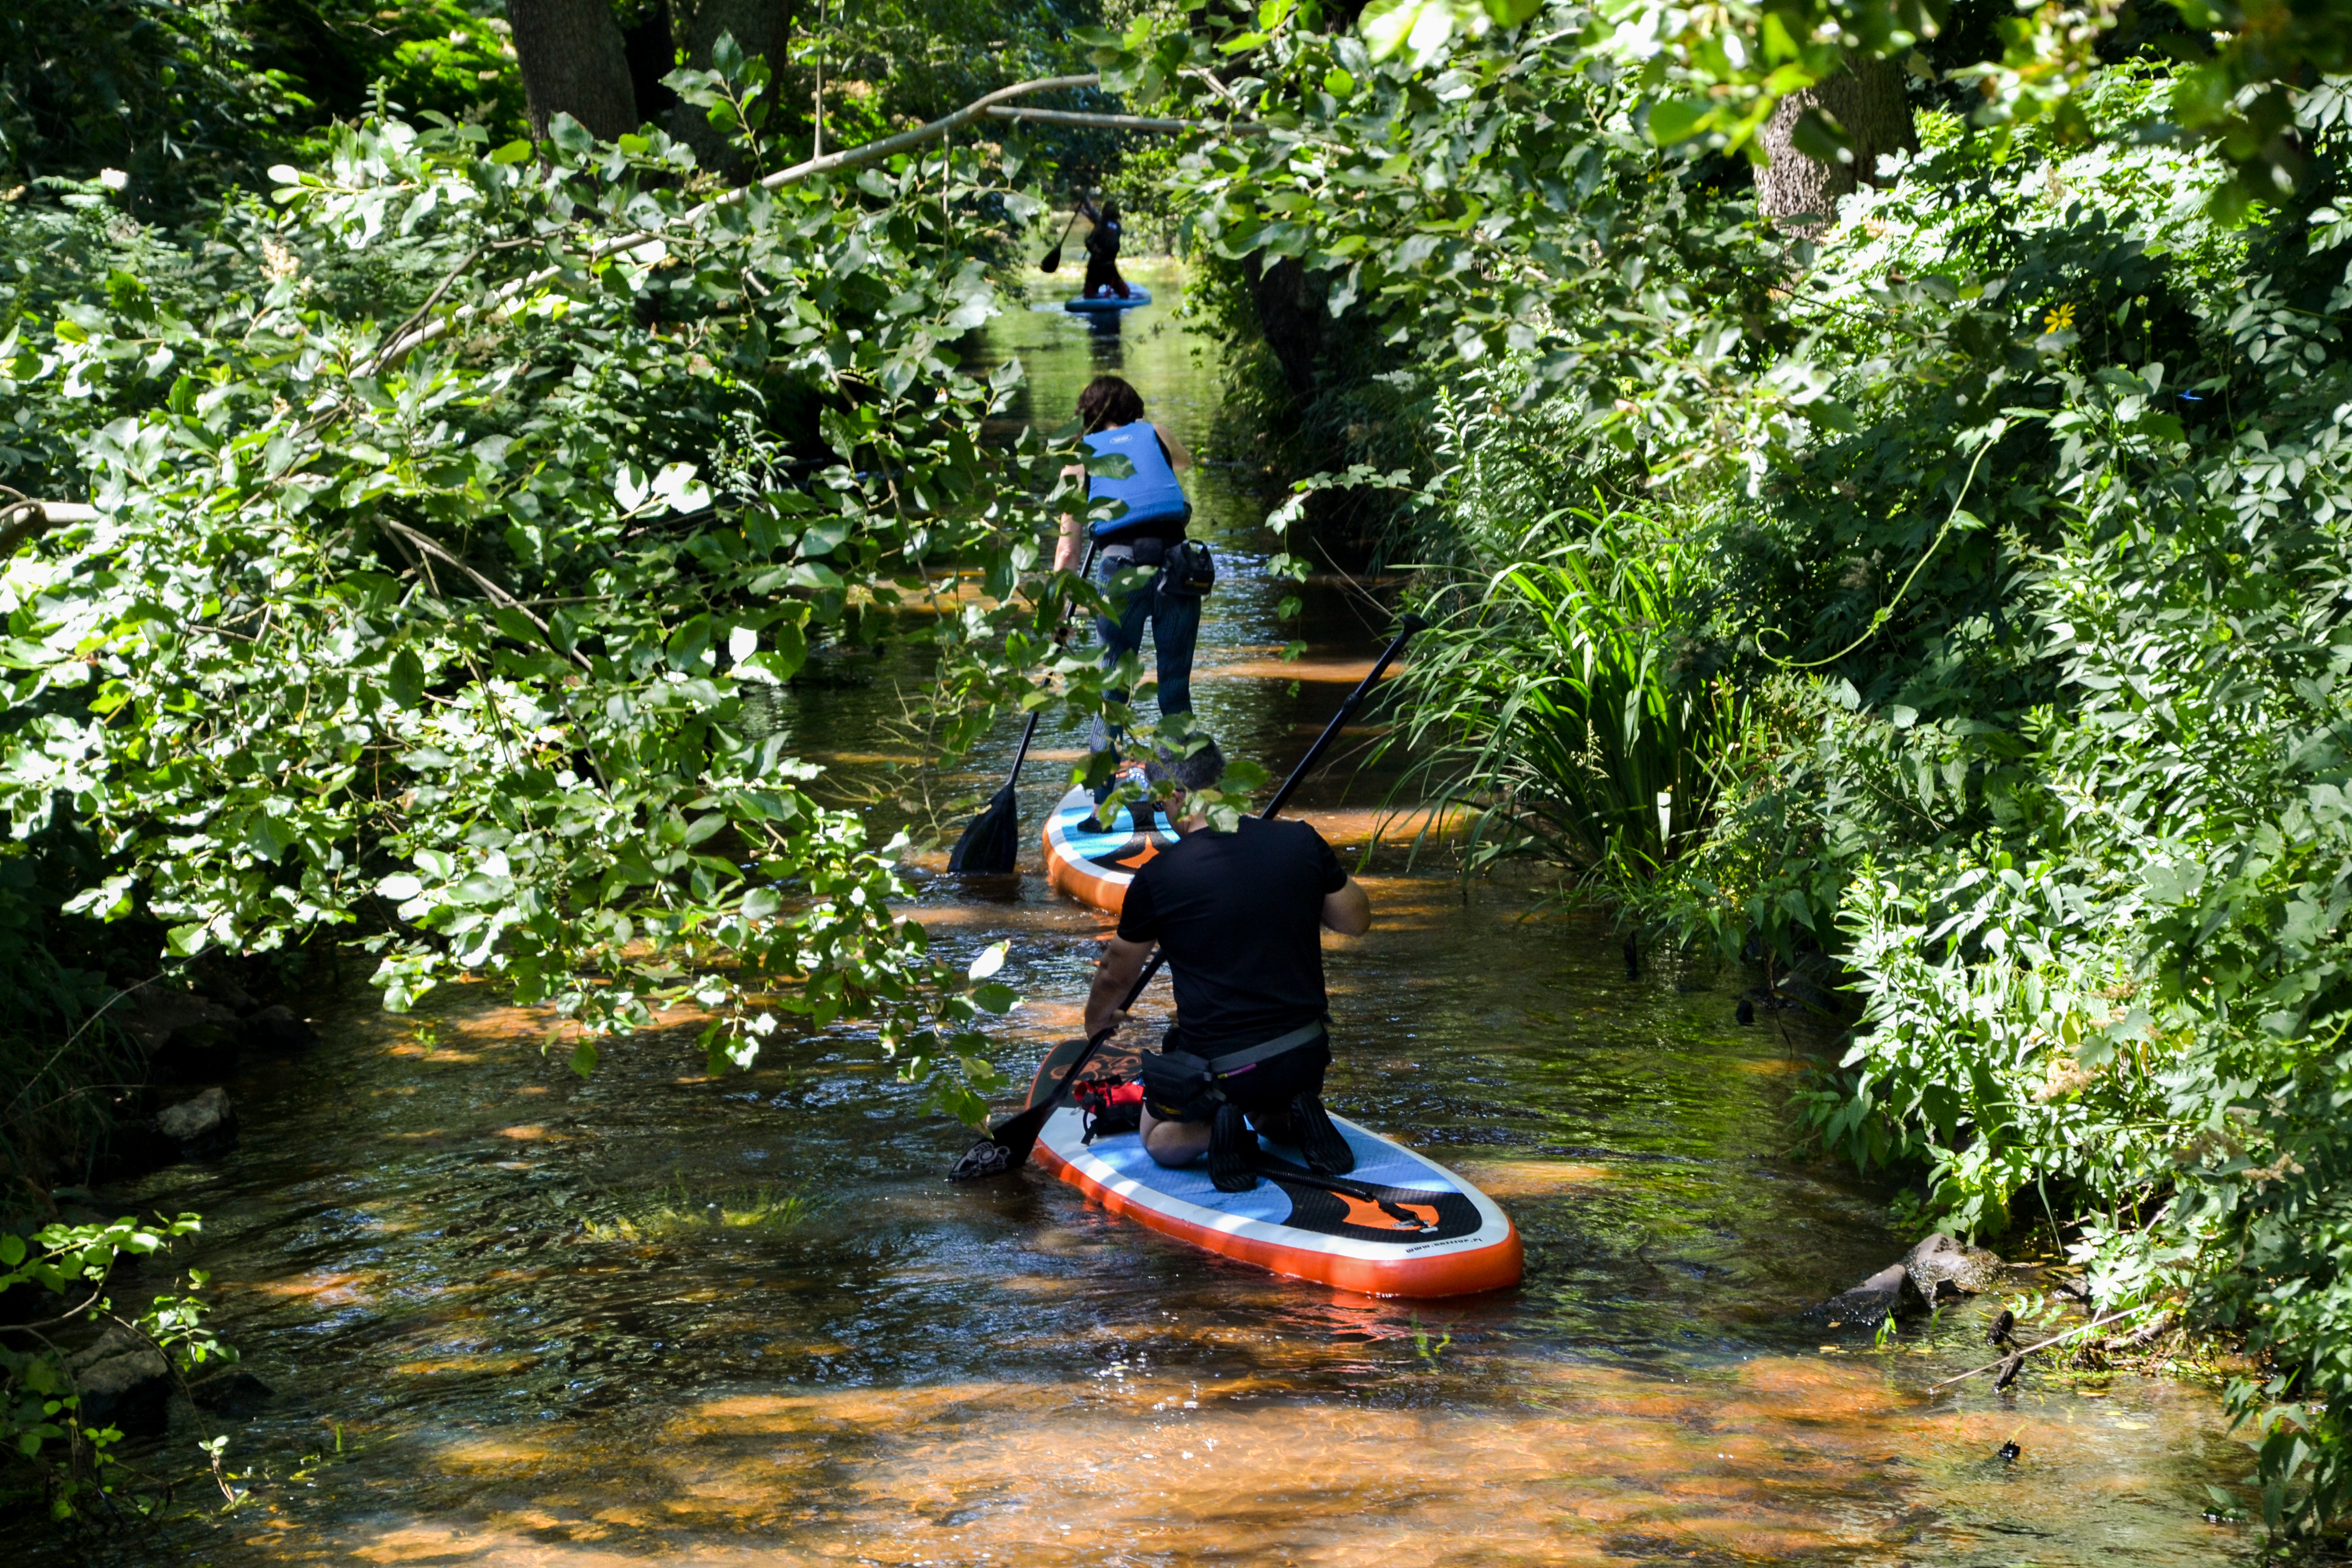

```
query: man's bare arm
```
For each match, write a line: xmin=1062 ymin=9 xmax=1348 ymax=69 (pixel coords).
xmin=1321 ymin=877 xmax=1371 ymax=938
xmin=1053 ymin=461 xmax=1089 ymax=572
xmin=1159 ymin=426 xmax=1194 ymax=471
xmin=1084 ymin=935 xmax=1154 ymax=1037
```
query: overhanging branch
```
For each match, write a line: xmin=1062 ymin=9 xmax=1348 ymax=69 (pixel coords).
xmin=0 ymin=498 xmax=100 ymax=557
xmin=983 ymin=106 xmax=1266 ymax=134
xmin=376 ymin=517 xmax=592 ymax=671
xmin=374 ymin=71 xmax=1205 ymax=373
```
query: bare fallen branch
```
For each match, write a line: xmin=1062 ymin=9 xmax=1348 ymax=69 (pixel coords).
xmin=0 ymin=498 xmax=101 ymax=557
xmin=983 ymin=106 xmax=1267 ymax=134
xmin=1928 ymin=1306 xmax=2141 ymax=1392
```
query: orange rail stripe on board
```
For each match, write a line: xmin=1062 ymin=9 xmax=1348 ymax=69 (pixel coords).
xmin=1043 ymin=822 xmax=1131 ymax=914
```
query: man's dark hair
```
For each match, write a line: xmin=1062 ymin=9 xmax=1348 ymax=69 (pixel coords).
xmin=1077 ymin=375 xmax=1146 ymax=433
xmin=1144 ymin=734 xmax=1225 ymax=795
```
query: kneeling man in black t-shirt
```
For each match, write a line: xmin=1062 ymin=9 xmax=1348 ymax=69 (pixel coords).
xmin=1080 ymin=736 xmax=1373 ymax=1191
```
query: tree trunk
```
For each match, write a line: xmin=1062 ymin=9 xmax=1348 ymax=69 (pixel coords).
xmin=508 ymin=0 xmax=640 ymax=143
xmin=1754 ymin=54 xmax=1915 ymax=229
xmin=622 ymin=4 xmax=680 ymax=127
xmin=667 ymin=0 xmax=797 ymax=170
xmin=1245 ymin=255 xmax=1327 ymax=401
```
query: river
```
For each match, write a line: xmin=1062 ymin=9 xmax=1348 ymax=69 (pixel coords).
xmin=49 ymin=260 xmax=2258 ymax=1566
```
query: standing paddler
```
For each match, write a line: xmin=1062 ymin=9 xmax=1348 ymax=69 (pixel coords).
xmin=1056 ymin=374 xmax=1206 ymax=833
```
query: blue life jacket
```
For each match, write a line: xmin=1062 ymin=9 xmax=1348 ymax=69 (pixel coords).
xmin=1083 ymin=422 xmax=1190 ymax=540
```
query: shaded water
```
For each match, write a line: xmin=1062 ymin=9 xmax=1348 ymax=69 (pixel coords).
xmin=50 ymin=262 xmax=2255 ymax=1565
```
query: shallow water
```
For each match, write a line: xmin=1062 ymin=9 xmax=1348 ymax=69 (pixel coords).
xmin=46 ymin=261 xmax=2257 ymax=1565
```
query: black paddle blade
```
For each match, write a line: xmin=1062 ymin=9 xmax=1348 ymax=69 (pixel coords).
xmin=947 ymin=1100 xmax=1050 ymax=1182
xmin=1039 ymin=243 xmax=1064 ymax=274
xmin=945 ymin=783 xmax=1020 ymax=875
xmin=948 ymin=1136 xmax=1016 ymax=1181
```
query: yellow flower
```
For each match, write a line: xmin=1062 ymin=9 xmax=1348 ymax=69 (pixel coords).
xmin=2043 ymin=302 xmax=2076 ymax=334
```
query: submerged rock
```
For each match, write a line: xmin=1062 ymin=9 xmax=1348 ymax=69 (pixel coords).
xmin=1814 ymin=1261 xmax=1924 ymax=1325
xmin=1809 ymin=1232 xmax=2008 ymax=1324
xmin=149 ymin=1020 xmax=240 ymax=1085
xmin=69 ymin=1328 xmax=172 ymax=1437
xmin=189 ymin=1369 xmax=275 ymax=1418
xmin=156 ymin=1086 xmax=237 ymax=1160
xmin=117 ymin=988 xmax=241 ymax=1059
xmin=241 ymin=1003 xmax=318 ymax=1054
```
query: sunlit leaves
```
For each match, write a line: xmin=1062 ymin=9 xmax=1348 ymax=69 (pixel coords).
xmin=0 ymin=1213 xmax=222 ymax=1518
xmin=0 ymin=45 xmax=1106 ymax=1129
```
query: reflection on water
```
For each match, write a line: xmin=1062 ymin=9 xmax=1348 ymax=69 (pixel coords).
xmin=44 ymin=262 xmax=2256 ymax=1566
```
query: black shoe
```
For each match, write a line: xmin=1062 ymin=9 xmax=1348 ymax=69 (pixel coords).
xmin=1251 ymin=1106 xmax=1301 ymax=1146
xmin=1076 ymin=813 xmax=1107 ymax=835
xmin=1207 ymin=1102 xmax=1259 ymax=1192
xmin=1288 ymin=1093 xmax=1355 ymax=1175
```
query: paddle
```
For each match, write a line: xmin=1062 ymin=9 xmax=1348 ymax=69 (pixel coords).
xmin=948 ymin=950 xmax=1167 ymax=1180
xmin=1260 ymin=612 xmax=1429 ymax=820
xmin=945 ymin=540 xmax=1101 ymax=875
xmin=1247 ymin=1152 xmax=1452 ymax=1231
xmin=1038 ymin=208 xmax=1082 ymax=274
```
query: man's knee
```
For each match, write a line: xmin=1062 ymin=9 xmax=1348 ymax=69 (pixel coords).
xmin=1141 ymin=1109 xmax=1210 ymax=1166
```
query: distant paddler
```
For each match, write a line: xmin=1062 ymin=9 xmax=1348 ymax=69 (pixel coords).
xmin=1075 ymin=195 xmax=1131 ymax=299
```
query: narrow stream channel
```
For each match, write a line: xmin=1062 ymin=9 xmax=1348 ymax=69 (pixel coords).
xmin=51 ymin=260 xmax=2258 ymax=1566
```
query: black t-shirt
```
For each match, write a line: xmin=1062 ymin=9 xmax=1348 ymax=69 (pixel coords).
xmin=1116 ymin=816 xmax=1350 ymax=1058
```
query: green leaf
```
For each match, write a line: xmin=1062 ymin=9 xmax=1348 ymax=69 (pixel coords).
xmin=547 ymin=114 xmax=596 ymax=155
xmin=388 ymin=648 xmax=424 ymax=710
xmin=1646 ymin=97 xmax=1712 ymax=146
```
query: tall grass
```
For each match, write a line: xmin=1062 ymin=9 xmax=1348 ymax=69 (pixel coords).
xmin=1385 ymin=501 xmax=1737 ymax=887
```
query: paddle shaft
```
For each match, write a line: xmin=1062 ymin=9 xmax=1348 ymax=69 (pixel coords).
xmin=1259 ymin=615 xmax=1429 ymax=821
xmin=1248 ymin=1155 xmax=1449 ymax=1228
xmin=992 ymin=538 xmax=1101 ymax=789
xmin=988 ymin=948 xmax=1166 ymax=1156
xmin=1039 ymin=208 xmax=1081 ymax=271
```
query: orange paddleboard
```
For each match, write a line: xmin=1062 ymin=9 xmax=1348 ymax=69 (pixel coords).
xmin=1024 ymin=1037 xmax=1523 ymax=1298
xmin=1040 ymin=782 xmax=1179 ymax=914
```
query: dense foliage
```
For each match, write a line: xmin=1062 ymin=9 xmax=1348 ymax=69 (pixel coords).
xmin=1 ymin=1215 xmax=230 ymax=1520
xmin=1092 ymin=0 xmax=2352 ymax=1537
xmin=3 ymin=90 xmax=1093 ymax=1122
xmin=0 ymin=0 xmax=1208 ymax=1518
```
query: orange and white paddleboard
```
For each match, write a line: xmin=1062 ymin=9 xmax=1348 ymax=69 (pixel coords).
xmin=1041 ymin=782 xmax=1180 ymax=915
xmin=1024 ymin=1037 xmax=1523 ymax=1298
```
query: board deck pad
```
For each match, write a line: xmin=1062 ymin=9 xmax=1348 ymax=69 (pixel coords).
xmin=1022 ymin=1036 xmax=1523 ymax=1298
xmin=1041 ymin=782 xmax=1179 ymax=915
xmin=1064 ymin=287 xmax=1153 ymax=313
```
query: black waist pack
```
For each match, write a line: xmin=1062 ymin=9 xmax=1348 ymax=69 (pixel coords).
xmin=1115 ymin=535 xmax=1170 ymax=569
xmin=1140 ymin=1019 xmax=1327 ymax=1123
xmin=1160 ymin=538 xmax=1215 ymax=597
xmin=1141 ymin=1048 xmax=1220 ymax=1123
